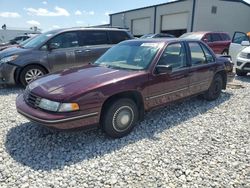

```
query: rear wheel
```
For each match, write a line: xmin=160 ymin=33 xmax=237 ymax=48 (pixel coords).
xmin=203 ymin=74 xmax=223 ymax=101
xmin=236 ymin=69 xmax=247 ymax=76
xmin=20 ymin=65 xmax=47 ymax=86
xmin=102 ymin=98 xmax=139 ymax=138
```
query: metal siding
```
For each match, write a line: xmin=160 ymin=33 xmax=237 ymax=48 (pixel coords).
xmin=132 ymin=18 xmax=151 ymax=35
xmin=161 ymin=12 xmax=189 ymax=30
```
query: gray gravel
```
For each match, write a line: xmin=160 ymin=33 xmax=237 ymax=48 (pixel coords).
xmin=0 ymin=76 xmax=249 ymax=188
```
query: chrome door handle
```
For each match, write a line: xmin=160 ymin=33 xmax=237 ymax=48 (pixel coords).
xmin=75 ymin=50 xmax=83 ymax=53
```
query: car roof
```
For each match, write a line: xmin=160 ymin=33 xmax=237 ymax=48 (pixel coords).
xmin=185 ymin=31 xmax=229 ymax=35
xmin=49 ymin=27 xmax=129 ymax=34
xmin=122 ymin=38 xmax=201 ymax=44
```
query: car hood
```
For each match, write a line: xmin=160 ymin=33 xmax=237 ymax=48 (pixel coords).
xmin=0 ymin=44 xmax=17 ymax=51
xmin=29 ymin=65 xmax=145 ymax=101
xmin=241 ymin=46 xmax=250 ymax=53
xmin=0 ymin=46 xmax=31 ymax=59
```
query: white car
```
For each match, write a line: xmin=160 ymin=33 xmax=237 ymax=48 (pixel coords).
xmin=229 ymin=31 xmax=250 ymax=76
xmin=235 ymin=46 xmax=250 ymax=76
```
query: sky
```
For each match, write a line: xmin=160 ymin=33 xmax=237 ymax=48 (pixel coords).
xmin=1 ymin=0 xmax=250 ymax=32
xmin=0 ymin=0 xmax=169 ymax=31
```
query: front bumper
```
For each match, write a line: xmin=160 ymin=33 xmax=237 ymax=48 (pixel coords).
xmin=0 ymin=63 xmax=17 ymax=85
xmin=16 ymin=94 xmax=100 ymax=130
xmin=236 ymin=57 xmax=250 ymax=72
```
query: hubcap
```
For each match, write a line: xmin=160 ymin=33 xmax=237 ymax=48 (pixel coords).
xmin=25 ymin=69 xmax=44 ymax=84
xmin=112 ymin=106 xmax=134 ymax=132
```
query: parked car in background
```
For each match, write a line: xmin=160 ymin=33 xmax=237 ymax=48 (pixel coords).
xmin=0 ymin=34 xmax=37 ymax=47
xmin=235 ymin=46 xmax=250 ymax=76
xmin=229 ymin=31 xmax=250 ymax=68
xmin=16 ymin=38 xmax=233 ymax=138
xmin=180 ymin=31 xmax=231 ymax=55
xmin=140 ymin=33 xmax=175 ymax=39
xmin=0 ymin=27 xmax=133 ymax=86
xmin=0 ymin=34 xmax=39 ymax=51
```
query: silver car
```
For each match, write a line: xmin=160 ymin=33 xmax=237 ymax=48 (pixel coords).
xmin=0 ymin=27 xmax=133 ymax=86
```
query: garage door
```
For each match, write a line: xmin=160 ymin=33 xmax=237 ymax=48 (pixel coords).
xmin=161 ymin=12 xmax=188 ymax=31
xmin=132 ymin=18 xmax=150 ymax=36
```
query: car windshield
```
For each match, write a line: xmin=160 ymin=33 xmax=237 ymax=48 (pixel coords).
xmin=93 ymin=41 xmax=163 ymax=70
xmin=19 ymin=36 xmax=37 ymax=46
xmin=22 ymin=30 xmax=58 ymax=48
xmin=180 ymin=33 xmax=204 ymax=40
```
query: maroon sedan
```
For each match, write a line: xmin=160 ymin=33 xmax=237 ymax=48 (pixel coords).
xmin=180 ymin=32 xmax=231 ymax=55
xmin=16 ymin=39 xmax=232 ymax=138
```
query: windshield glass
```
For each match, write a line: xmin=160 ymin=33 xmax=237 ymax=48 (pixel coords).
xmin=93 ymin=41 xmax=163 ymax=70
xmin=22 ymin=30 xmax=58 ymax=48
xmin=19 ymin=36 xmax=37 ymax=46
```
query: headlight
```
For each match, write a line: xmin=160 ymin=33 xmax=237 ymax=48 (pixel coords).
xmin=0 ymin=55 xmax=18 ymax=64
xmin=38 ymin=98 xmax=60 ymax=112
xmin=38 ymin=98 xmax=79 ymax=112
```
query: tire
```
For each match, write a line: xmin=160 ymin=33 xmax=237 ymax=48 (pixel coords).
xmin=222 ymin=49 xmax=228 ymax=55
xmin=236 ymin=69 xmax=247 ymax=76
xmin=20 ymin=65 xmax=47 ymax=86
xmin=102 ymin=98 xmax=139 ymax=138
xmin=203 ymin=74 xmax=223 ymax=101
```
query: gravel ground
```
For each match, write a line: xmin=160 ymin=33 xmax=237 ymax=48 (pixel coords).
xmin=0 ymin=76 xmax=249 ymax=188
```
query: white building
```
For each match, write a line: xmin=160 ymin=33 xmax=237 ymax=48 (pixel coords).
xmin=110 ymin=0 xmax=250 ymax=37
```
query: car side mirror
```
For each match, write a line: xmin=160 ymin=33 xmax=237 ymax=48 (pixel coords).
xmin=156 ymin=64 xmax=172 ymax=74
xmin=241 ymin=41 xmax=250 ymax=46
xmin=48 ymin=43 xmax=60 ymax=50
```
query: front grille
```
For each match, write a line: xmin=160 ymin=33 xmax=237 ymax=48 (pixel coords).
xmin=24 ymin=89 xmax=41 ymax=108
xmin=239 ymin=52 xmax=250 ymax=59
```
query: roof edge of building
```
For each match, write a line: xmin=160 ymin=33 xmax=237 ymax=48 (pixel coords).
xmin=220 ymin=0 xmax=250 ymax=7
xmin=110 ymin=0 xmax=250 ymax=16
xmin=109 ymin=0 xmax=187 ymax=16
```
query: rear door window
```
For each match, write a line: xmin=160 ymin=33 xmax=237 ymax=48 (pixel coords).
xmin=220 ymin=33 xmax=230 ymax=41
xmin=79 ymin=31 xmax=109 ymax=46
xmin=232 ymin=32 xmax=249 ymax=44
xmin=211 ymin=33 xmax=222 ymax=42
xmin=188 ymin=42 xmax=207 ymax=66
xmin=108 ymin=31 xmax=130 ymax=44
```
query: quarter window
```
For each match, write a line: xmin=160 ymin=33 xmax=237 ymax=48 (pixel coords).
xmin=200 ymin=43 xmax=215 ymax=63
xmin=49 ymin=32 xmax=79 ymax=49
xmin=188 ymin=42 xmax=207 ymax=66
xmin=157 ymin=42 xmax=187 ymax=70
xmin=109 ymin=31 xmax=130 ymax=44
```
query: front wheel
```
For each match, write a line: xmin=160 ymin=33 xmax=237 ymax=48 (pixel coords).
xmin=203 ymin=74 xmax=223 ymax=101
xmin=20 ymin=65 xmax=46 ymax=86
xmin=102 ymin=98 xmax=139 ymax=138
xmin=236 ymin=69 xmax=247 ymax=76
